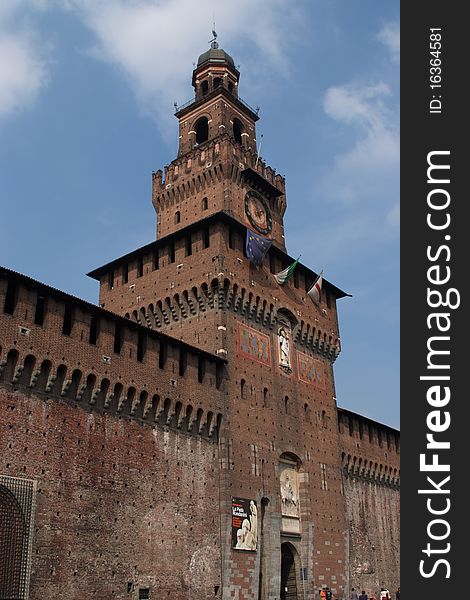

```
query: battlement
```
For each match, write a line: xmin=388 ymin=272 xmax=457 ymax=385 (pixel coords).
xmin=338 ymin=407 xmax=400 ymax=487
xmin=0 ymin=267 xmax=225 ymax=440
xmin=151 ymin=134 xmax=287 ymax=241
xmin=152 ymin=134 xmax=285 ymax=194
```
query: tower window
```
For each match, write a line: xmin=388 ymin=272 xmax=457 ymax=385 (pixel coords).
xmin=293 ymin=268 xmax=300 ymax=289
xmin=137 ymin=331 xmax=146 ymax=362
xmin=228 ymin=81 xmax=234 ymax=93
xmin=137 ymin=256 xmax=144 ymax=278
xmin=153 ymin=249 xmax=159 ymax=270
xmin=233 ymin=118 xmax=243 ymax=143
xmin=159 ymin=341 xmax=167 ymax=369
xmin=114 ymin=323 xmax=122 ymax=354
xmin=186 ymin=233 xmax=192 ymax=256
xmin=89 ymin=315 xmax=99 ymax=345
xmin=122 ymin=263 xmax=128 ymax=284
xmin=62 ymin=303 xmax=74 ymax=336
xmin=213 ymin=77 xmax=222 ymax=89
xmin=3 ymin=280 xmax=17 ymax=315
xmin=203 ymin=227 xmax=210 ymax=249
xmin=179 ymin=348 xmax=187 ymax=376
xmin=108 ymin=269 xmax=114 ymax=289
xmin=202 ymin=197 xmax=208 ymax=210
xmin=195 ymin=117 xmax=209 ymax=145
xmin=269 ymin=253 xmax=276 ymax=274
xmin=175 ymin=211 xmax=181 ymax=224
xmin=34 ymin=293 xmax=46 ymax=326
xmin=201 ymin=80 xmax=209 ymax=96
xmin=169 ymin=243 xmax=175 ymax=264
xmin=198 ymin=356 xmax=205 ymax=383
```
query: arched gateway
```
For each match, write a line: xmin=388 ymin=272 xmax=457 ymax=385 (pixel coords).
xmin=281 ymin=542 xmax=299 ymax=600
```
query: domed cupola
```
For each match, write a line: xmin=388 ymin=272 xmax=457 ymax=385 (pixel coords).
xmin=192 ymin=32 xmax=240 ymax=100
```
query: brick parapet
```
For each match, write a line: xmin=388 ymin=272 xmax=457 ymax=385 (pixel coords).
xmin=0 ymin=269 xmax=225 ymax=440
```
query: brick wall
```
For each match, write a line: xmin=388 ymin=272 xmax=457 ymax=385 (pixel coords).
xmin=339 ymin=410 xmax=400 ymax=597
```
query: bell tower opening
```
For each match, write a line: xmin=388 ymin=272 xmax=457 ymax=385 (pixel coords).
xmin=233 ymin=118 xmax=243 ymax=144
xmin=195 ymin=117 xmax=209 ymax=145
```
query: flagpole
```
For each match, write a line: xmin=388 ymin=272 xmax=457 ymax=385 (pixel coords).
xmin=255 ymin=134 xmax=263 ymax=168
xmin=308 ymin=269 xmax=323 ymax=292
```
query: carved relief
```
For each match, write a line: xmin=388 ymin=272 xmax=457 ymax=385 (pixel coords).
xmin=280 ymin=466 xmax=299 ymax=518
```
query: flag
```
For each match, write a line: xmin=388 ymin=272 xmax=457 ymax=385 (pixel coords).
xmin=307 ymin=271 xmax=323 ymax=305
xmin=245 ymin=228 xmax=272 ymax=267
xmin=274 ymin=258 xmax=299 ymax=285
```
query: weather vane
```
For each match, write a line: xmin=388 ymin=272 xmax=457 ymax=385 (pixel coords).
xmin=209 ymin=14 xmax=218 ymax=49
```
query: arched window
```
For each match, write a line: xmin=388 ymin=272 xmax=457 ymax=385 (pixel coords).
xmin=233 ymin=118 xmax=243 ymax=143
xmin=175 ymin=211 xmax=181 ymax=224
xmin=195 ymin=117 xmax=209 ymax=145
xmin=201 ymin=80 xmax=209 ymax=96
xmin=202 ymin=197 xmax=208 ymax=210
xmin=228 ymin=81 xmax=234 ymax=93
xmin=213 ymin=77 xmax=222 ymax=89
xmin=241 ymin=379 xmax=247 ymax=399
xmin=263 ymin=387 xmax=269 ymax=407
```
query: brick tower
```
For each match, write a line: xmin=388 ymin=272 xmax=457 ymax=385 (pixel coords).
xmin=87 ymin=37 xmax=349 ymax=600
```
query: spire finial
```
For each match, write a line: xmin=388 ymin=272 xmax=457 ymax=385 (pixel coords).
xmin=209 ymin=15 xmax=218 ymax=49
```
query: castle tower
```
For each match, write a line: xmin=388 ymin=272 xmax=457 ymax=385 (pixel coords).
xmin=88 ymin=37 xmax=350 ymax=600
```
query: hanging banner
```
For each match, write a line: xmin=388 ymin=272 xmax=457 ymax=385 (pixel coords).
xmin=231 ymin=498 xmax=258 ymax=551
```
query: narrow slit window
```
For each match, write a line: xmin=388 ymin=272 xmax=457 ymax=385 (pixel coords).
xmin=203 ymin=228 xmax=210 ymax=249
xmin=34 ymin=293 xmax=46 ymax=326
xmin=89 ymin=315 xmax=99 ymax=345
xmin=159 ymin=341 xmax=167 ymax=369
xmin=114 ymin=323 xmax=122 ymax=354
xmin=179 ymin=348 xmax=187 ymax=376
xmin=3 ymin=280 xmax=17 ymax=315
xmin=62 ymin=303 xmax=74 ymax=336
xmin=198 ymin=356 xmax=205 ymax=383
xmin=137 ymin=256 xmax=144 ymax=278
xmin=137 ymin=331 xmax=146 ymax=362
xmin=186 ymin=233 xmax=192 ymax=257
xmin=153 ymin=249 xmax=159 ymax=270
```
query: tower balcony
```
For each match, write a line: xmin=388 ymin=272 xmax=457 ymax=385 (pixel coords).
xmin=175 ymin=86 xmax=259 ymax=122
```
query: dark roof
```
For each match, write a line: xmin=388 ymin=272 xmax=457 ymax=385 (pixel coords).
xmin=86 ymin=211 xmax=351 ymax=300
xmin=197 ymin=47 xmax=236 ymax=69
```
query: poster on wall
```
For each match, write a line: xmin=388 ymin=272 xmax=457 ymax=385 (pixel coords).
xmin=231 ymin=498 xmax=258 ymax=551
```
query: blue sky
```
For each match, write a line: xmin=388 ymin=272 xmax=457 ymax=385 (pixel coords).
xmin=0 ymin=0 xmax=399 ymax=428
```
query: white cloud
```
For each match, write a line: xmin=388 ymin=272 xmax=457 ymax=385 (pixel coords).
xmin=376 ymin=21 xmax=400 ymax=63
xmin=0 ymin=2 xmax=49 ymax=118
xmin=321 ymin=81 xmax=399 ymax=205
xmin=64 ymin=0 xmax=301 ymax=128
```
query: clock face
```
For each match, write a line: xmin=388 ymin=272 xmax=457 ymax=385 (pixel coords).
xmin=244 ymin=190 xmax=272 ymax=235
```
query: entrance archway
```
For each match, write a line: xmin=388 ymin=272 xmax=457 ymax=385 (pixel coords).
xmin=280 ymin=542 xmax=298 ymax=600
